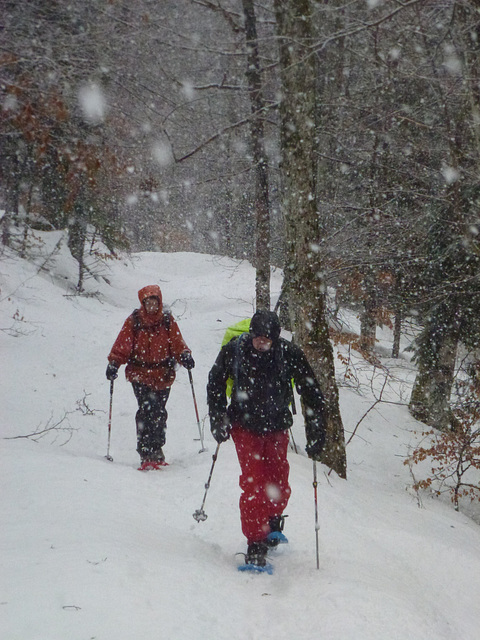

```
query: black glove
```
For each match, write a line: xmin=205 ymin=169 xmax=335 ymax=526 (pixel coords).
xmin=210 ymin=413 xmax=231 ymax=443
xmin=306 ymin=438 xmax=324 ymax=462
xmin=106 ymin=362 xmax=119 ymax=381
xmin=180 ymin=351 xmax=195 ymax=370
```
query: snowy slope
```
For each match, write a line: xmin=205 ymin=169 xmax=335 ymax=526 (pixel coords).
xmin=2 ymin=233 xmax=480 ymax=640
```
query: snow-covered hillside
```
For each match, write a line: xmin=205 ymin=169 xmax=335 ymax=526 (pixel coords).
xmin=2 ymin=233 xmax=480 ymax=640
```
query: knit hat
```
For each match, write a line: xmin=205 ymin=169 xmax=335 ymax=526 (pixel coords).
xmin=249 ymin=310 xmax=281 ymax=341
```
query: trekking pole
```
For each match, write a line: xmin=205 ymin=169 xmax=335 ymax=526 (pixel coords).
xmin=288 ymin=428 xmax=298 ymax=454
xmin=105 ymin=380 xmax=114 ymax=462
xmin=193 ymin=443 xmax=221 ymax=522
xmin=188 ymin=369 xmax=207 ymax=453
xmin=313 ymin=460 xmax=320 ymax=569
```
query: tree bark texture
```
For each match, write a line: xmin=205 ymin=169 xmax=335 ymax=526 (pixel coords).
xmin=409 ymin=301 xmax=460 ymax=431
xmin=274 ymin=0 xmax=347 ymax=478
xmin=409 ymin=3 xmax=480 ymax=430
xmin=392 ymin=305 xmax=401 ymax=359
xmin=242 ymin=0 xmax=271 ymax=310
xmin=359 ymin=273 xmax=377 ymax=353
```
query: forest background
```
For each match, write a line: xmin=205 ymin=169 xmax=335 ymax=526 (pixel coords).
xmin=3 ymin=0 xmax=480 ymax=487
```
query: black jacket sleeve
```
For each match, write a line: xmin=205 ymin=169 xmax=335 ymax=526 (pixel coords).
xmin=207 ymin=341 xmax=233 ymax=419
xmin=287 ymin=342 xmax=327 ymax=450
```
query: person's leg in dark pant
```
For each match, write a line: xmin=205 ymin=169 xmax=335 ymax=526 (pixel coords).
xmin=132 ymin=382 xmax=170 ymax=462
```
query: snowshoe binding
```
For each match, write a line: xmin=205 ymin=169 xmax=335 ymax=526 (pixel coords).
xmin=266 ymin=515 xmax=288 ymax=547
xmin=238 ymin=541 xmax=273 ymax=574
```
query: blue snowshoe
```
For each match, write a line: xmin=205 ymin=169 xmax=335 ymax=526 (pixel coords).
xmin=238 ymin=541 xmax=273 ymax=574
xmin=266 ymin=515 xmax=289 ymax=547
xmin=266 ymin=530 xmax=288 ymax=546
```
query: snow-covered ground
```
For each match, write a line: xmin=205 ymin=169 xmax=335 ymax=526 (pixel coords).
xmin=2 ymin=232 xmax=480 ymax=640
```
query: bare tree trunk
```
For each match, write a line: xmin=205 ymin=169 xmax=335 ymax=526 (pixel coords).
xmin=242 ymin=0 xmax=270 ymax=310
xmin=409 ymin=302 xmax=460 ymax=431
xmin=360 ymin=275 xmax=377 ymax=353
xmin=2 ymin=152 xmax=21 ymax=248
xmin=2 ymin=207 xmax=12 ymax=248
xmin=68 ymin=201 xmax=88 ymax=293
xmin=274 ymin=0 xmax=347 ymax=478
xmin=408 ymin=0 xmax=480 ymax=430
xmin=392 ymin=304 xmax=401 ymax=359
xmin=20 ymin=182 xmax=34 ymax=259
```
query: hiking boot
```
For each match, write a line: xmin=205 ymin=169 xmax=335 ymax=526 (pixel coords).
xmin=266 ymin=515 xmax=288 ymax=547
xmin=269 ymin=515 xmax=286 ymax=532
xmin=245 ymin=541 xmax=269 ymax=567
xmin=138 ymin=448 xmax=165 ymax=469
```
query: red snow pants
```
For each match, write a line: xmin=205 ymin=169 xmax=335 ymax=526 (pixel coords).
xmin=231 ymin=424 xmax=291 ymax=544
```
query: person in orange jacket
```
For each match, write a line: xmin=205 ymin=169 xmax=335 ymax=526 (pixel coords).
xmin=106 ymin=285 xmax=194 ymax=469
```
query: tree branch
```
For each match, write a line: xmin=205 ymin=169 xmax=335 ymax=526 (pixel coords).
xmin=190 ymin=0 xmax=244 ymax=33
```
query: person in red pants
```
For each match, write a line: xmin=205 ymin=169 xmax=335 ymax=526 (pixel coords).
xmin=207 ymin=310 xmax=326 ymax=569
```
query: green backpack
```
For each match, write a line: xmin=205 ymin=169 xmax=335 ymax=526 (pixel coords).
xmin=222 ymin=318 xmax=251 ymax=397
xmin=221 ymin=318 xmax=251 ymax=347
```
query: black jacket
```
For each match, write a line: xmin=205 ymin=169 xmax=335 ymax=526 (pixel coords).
xmin=207 ymin=333 xmax=326 ymax=445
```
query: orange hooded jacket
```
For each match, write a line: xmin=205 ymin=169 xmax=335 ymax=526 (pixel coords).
xmin=108 ymin=285 xmax=191 ymax=390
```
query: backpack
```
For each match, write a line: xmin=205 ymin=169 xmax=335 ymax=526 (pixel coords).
xmin=222 ymin=318 xmax=251 ymax=397
xmin=221 ymin=318 xmax=251 ymax=347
